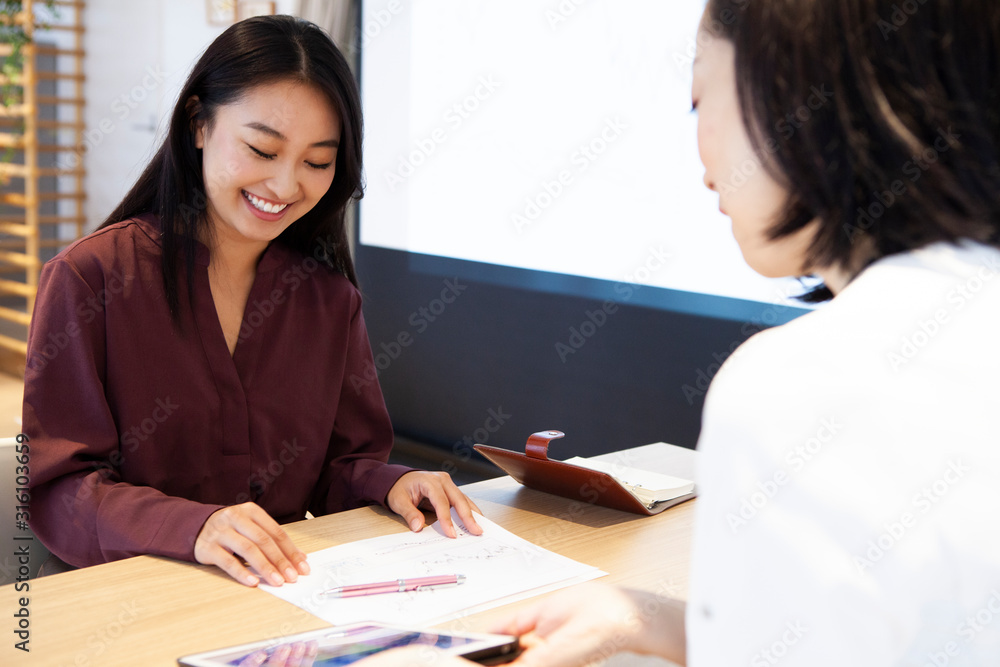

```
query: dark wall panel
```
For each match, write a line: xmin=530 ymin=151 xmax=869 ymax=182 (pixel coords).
xmin=356 ymin=246 xmax=776 ymax=461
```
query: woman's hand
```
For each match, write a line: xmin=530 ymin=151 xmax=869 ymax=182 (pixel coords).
xmin=386 ymin=471 xmax=484 ymax=537
xmin=492 ymin=583 xmax=687 ymax=667
xmin=194 ymin=502 xmax=310 ymax=587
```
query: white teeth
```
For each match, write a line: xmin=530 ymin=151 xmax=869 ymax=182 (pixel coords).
xmin=244 ymin=191 xmax=288 ymax=214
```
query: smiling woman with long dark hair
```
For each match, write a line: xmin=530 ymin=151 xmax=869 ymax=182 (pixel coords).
xmin=24 ymin=15 xmax=482 ymax=589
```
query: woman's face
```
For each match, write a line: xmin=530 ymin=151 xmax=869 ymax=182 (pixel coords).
xmin=691 ymin=29 xmax=818 ymax=279
xmin=194 ymin=80 xmax=340 ymax=253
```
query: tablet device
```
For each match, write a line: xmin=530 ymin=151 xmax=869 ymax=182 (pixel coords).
xmin=177 ymin=622 xmax=521 ymax=666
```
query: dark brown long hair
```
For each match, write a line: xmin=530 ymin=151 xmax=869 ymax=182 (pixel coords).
xmin=100 ymin=15 xmax=364 ymax=316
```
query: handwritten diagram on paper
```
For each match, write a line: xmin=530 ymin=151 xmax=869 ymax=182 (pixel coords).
xmin=258 ymin=511 xmax=606 ymax=626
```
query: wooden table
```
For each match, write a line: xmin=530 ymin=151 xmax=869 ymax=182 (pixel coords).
xmin=0 ymin=443 xmax=696 ymax=666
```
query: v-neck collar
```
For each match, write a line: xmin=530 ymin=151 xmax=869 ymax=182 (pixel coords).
xmin=189 ymin=242 xmax=286 ymax=456
xmin=194 ymin=244 xmax=284 ymax=382
xmin=131 ymin=214 xmax=292 ymax=456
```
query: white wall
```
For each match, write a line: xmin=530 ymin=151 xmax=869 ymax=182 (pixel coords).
xmin=82 ymin=0 xmax=297 ymax=230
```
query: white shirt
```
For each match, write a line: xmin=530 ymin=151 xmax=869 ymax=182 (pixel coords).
xmin=687 ymin=242 xmax=1000 ymax=666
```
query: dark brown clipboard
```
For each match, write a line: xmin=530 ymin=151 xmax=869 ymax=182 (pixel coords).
xmin=474 ymin=430 xmax=696 ymax=516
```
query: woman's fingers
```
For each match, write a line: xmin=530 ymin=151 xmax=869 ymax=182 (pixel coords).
xmin=386 ymin=471 xmax=485 ymax=537
xmin=194 ymin=503 xmax=309 ymax=586
xmin=197 ymin=540 xmax=262 ymax=587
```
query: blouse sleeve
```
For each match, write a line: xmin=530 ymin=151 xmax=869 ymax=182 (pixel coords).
xmin=24 ymin=258 xmax=222 ymax=567
xmin=309 ymin=289 xmax=412 ymax=517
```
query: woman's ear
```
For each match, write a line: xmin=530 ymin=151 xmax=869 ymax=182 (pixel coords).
xmin=186 ymin=95 xmax=205 ymax=149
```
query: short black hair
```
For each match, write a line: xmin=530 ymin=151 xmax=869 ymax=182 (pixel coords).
xmin=704 ymin=0 xmax=1000 ymax=299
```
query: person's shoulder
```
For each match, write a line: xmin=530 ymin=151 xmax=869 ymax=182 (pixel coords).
xmin=41 ymin=215 xmax=161 ymax=287
xmin=710 ymin=240 xmax=1000 ymax=403
xmin=847 ymin=240 xmax=1000 ymax=309
xmin=713 ymin=307 xmax=828 ymax=386
xmin=263 ymin=242 xmax=361 ymax=302
xmin=731 ymin=239 xmax=1000 ymax=356
xmin=703 ymin=279 xmax=879 ymax=426
xmin=53 ymin=214 xmax=162 ymax=269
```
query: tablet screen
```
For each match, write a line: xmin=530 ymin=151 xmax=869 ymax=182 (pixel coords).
xmin=179 ymin=623 xmax=518 ymax=666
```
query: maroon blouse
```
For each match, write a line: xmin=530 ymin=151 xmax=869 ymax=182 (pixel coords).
xmin=23 ymin=216 xmax=411 ymax=568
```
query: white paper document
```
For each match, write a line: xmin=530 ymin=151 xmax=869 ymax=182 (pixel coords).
xmin=258 ymin=511 xmax=606 ymax=626
xmin=562 ymin=456 xmax=695 ymax=505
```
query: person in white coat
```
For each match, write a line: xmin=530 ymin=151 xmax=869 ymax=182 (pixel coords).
xmin=363 ymin=0 xmax=1000 ymax=665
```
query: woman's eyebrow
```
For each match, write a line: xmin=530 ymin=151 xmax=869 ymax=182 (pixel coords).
xmin=244 ymin=121 xmax=339 ymax=148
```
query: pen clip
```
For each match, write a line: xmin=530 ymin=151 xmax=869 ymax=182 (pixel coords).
xmin=414 ymin=574 xmax=466 ymax=591
xmin=413 ymin=582 xmax=460 ymax=592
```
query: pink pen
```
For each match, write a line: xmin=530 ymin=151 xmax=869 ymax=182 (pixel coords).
xmin=321 ymin=574 xmax=466 ymax=598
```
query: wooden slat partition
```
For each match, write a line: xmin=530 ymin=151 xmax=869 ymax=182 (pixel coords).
xmin=0 ymin=0 xmax=86 ymax=376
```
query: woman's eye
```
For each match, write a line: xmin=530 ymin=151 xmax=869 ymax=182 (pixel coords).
xmin=248 ymin=144 xmax=276 ymax=160
xmin=248 ymin=143 xmax=332 ymax=170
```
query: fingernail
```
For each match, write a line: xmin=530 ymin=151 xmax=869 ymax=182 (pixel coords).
xmin=284 ymin=568 xmax=297 ymax=581
xmin=298 ymin=561 xmax=311 ymax=575
xmin=270 ymin=572 xmax=283 ymax=586
xmin=246 ymin=575 xmax=259 ymax=586
xmin=410 ymin=519 xmax=423 ymax=531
